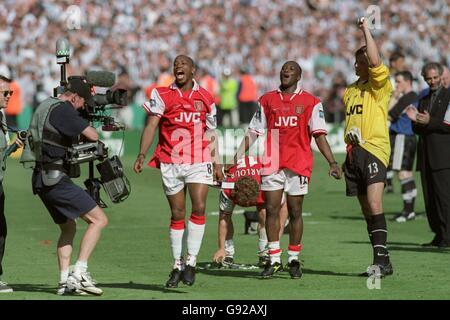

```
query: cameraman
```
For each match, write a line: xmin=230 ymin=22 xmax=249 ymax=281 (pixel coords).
xmin=0 ymin=75 xmax=24 ymax=293
xmin=29 ymin=77 xmax=107 ymax=296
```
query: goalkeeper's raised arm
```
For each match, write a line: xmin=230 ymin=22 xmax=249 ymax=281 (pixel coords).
xmin=358 ymin=17 xmax=381 ymax=68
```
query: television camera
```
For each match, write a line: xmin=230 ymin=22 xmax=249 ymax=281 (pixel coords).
xmin=54 ymin=38 xmax=130 ymax=207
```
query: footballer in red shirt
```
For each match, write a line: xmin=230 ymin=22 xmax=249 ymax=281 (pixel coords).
xmin=134 ymin=55 xmax=223 ymax=288
xmin=232 ymin=61 xmax=342 ymax=279
xmin=212 ymin=156 xmax=288 ymax=268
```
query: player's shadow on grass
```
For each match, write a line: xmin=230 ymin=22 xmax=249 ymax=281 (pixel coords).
xmin=302 ymin=268 xmax=360 ymax=277
xmin=342 ymin=241 xmax=450 ymax=253
xmin=10 ymin=283 xmax=56 ymax=294
xmin=100 ymin=282 xmax=187 ymax=294
xmin=329 ymin=215 xmax=365 ymax=221
xmin=328 ymin=212 xmax=427 ymax=221
xmin=384 ymin=211 xmax=426 ymax=218
xmin=388 ymin=246 xmax=450 ymax=254
xmin=196 ymin=262 xmax=260 ymax=279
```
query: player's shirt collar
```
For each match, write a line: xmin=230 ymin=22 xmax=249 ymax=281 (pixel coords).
xmin=276 ymin=84 xmax=303 ymax=101
xmin=170 ymin=79 xmax=200 ymax=98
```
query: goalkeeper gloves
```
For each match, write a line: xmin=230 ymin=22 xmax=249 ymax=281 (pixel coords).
xmin=345 ymin=127 xmax=364 ymax=145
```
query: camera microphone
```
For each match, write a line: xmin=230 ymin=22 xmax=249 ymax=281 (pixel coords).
xmin=86 ymin=71 xmax=116 ymax=87
xmin=54 ymin=38 xmax=70 ymax=96
xmin=56 ymin=38 xmax=70 ymax=64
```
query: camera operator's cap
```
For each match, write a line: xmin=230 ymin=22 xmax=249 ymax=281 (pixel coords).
xmin=66 ymin=76 xmax=94 ymax=104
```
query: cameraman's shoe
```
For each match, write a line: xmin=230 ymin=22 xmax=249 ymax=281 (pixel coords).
xmin=287 ymin=260 xmax=302 ymax=279
xmin=165 ymin=268 xmax=183 ymax=288
xmin=56 ymin=281 xmax=88 ymax=296
xmin=260 ymin=262 xmax=283 ymax=279
xmin=67 ymin=272 xmax=103 ymax=296
xmin=182 ymin=265 xmax=196 ymax=286
xmin=0 ymin=281 xmax=13 ymax=293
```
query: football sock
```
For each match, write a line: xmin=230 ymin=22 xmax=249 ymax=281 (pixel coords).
xmin=60 ymin=269 xmax=69 ymax=283
xmin=73 ymin=261 xmax=88 ymax=276
xmin=187 ymin=213 xmax=206 ymax=265
xmin=169 ymin=218 xmax=185 ymax=269
xmin=173 ymin=258 xmax=184 ymax=271
xmin=268 ymin=241 xmax=281 ymax=264
xmin=287 ymin=244 xmax=302 ymax=263
xmin=400 ymin=178 xmax=417 ymax=214
xmin=370 ymin=214 xmax=389 ymax=265
xmin=225 ymin=239 xmax=235 ymax=258
xmin=186 ymin=254 xmax=197 ymax=267
xmin=258 ymin=227 xmax=268 ymax=256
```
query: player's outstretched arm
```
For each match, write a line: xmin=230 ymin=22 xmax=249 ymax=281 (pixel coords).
xmin=133 ymin=115 xmax=160 ymax=173
xmin=314 ymin=134 xmax=342 ymax=179
xmin=359 ymin=17 xmax=381 ymax=67
xmin=213 ymin=212 xmax=232 ymax=263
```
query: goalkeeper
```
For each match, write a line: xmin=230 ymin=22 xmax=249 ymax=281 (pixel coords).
xmin=343 ymin=17 xmax=393 ymax=277
xmin=212 ymin=156 xmax=287 ymax=268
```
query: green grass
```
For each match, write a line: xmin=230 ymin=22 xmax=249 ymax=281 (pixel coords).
xmin=1 ymin=151 xmax=449 ymax=300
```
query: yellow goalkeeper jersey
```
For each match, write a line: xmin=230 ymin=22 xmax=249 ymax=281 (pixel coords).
xmin=343 ymin=63 xmax=393 ymax=166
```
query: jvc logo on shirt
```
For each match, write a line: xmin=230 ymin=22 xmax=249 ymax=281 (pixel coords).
xmin=174 ymin=112 xmax=201 ymax=123
xmin=274 ymin=116 xmax=298 ymax=127
xmin=346 ymin=104 xmax=363 ymax=116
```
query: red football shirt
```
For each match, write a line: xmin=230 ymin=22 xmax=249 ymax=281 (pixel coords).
xmin=222 ymin=156 xmax=264 ymax=206
xmin=248 ymin=86 xmax=327 ymax=177
xmin=142 ymin=80 xmax=217 ymax=167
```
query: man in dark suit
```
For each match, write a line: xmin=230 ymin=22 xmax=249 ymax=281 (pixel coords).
xmin=407 ymin=62 xmax=450 ymax=247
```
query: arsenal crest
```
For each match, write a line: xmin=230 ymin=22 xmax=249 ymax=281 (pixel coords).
xmin=295 ymin=106 xmax=304 ymax=115
xmin=194 ymin=101 xmax=203 ymax=111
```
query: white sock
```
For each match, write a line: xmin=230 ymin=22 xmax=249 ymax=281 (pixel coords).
xmin=268 ymin=241 xmax=281 ymax=264
xmin=173 ymin=258 xmax=185 ymax=271
xmin=73 ymin=261 xmax=88 ymax=276
xmin=60 ymin=270 xmax=69 ymax=283
xmin=169 ymin=228 xmax=184 ymax=261
xmin=186 ymin=254 xmax=197 ymax=267
xmin=225 ymin=239 xmax=235 ymax=257
xmin=258 ymin=227 xmax=268 ymax=256
xmin=186 ymin=215 xmax=206 ymax=265
xmin=287 ymin=244 xmax=302 ymax=263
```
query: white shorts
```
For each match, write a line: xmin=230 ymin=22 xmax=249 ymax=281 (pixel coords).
xmin=160 ymin=162 xmax=214 ymax=195
xmin=261 ymin=169 xmax=309 ymax=196
xmin=219 ymin=191 xmax=286 ymax=213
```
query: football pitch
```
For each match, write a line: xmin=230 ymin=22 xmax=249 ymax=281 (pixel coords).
xmin=1 ymin=150 xmax=449 ymax=300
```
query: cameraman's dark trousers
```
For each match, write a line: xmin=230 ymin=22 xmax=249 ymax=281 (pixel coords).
xmin=0 ymin=185 xmax=6 ymax=277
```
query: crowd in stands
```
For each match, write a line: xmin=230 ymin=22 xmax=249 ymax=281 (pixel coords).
xmin=0 ymin=0 xmax=449 ymax=127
